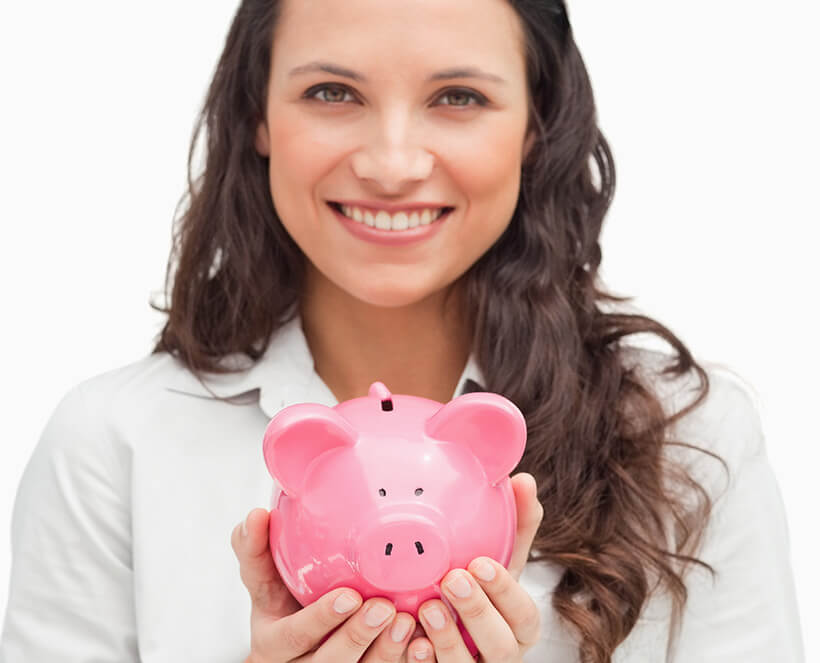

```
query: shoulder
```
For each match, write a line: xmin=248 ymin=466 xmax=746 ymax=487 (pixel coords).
xmin=18 ymin=354 xmax=189 ymax=526
xmin=65 ymin=348 xmax=240 ymax=425
xmin=620 ymin=348 xmax=804 ymax=661
xmin=36 ymin=351 xmax=196 ymax=458
xmin=71 ymin=350 xmax=191 ymax=410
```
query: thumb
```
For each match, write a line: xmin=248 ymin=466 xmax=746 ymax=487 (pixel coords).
xmin=231 ymin=507 xmax=301 ymax=618
xmin=507 ymin=472 xmax=545 ymax=581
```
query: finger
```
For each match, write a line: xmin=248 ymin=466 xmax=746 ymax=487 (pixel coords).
xmin=268 ymin=586 xmax=364 ymax=661
xmin=466 ymin=557 xmax=541 ymax=649
xmin=359 ymin=612 xmax=417 ymax=662
xmin=440 ymin=567 xmax=522 ymax=661
xmin=507 ymin=473 xmax=544 ymax=581
xmin=406 ymin=634 xmax=435 ymax=662
xmin=231 ymin=507 xmax=300 ymax=617
xmin=315 ymin=598 xmax=396 ymax=662
xmin=417 ymin=598 xmax=473 ymax=662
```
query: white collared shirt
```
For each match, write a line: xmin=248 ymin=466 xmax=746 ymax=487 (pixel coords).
xmin=0 ymin=314 xmax=805 ymax=662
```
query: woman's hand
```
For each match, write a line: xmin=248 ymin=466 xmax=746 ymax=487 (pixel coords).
xmin=231 ymin=508 xmax=420 ymax=662
xmin=408 ymin=472 xmax=545 ymax=662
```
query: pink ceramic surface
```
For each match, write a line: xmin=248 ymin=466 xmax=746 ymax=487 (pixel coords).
xmin=262 ymin=381 xmax=527 ymax=657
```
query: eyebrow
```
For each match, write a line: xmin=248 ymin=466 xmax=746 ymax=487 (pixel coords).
xmin=288 ymin=61 xmax=507 ymax=85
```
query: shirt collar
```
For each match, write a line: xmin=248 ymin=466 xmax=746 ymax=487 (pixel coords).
xmin=165 ymin=312 xmax=486 ymax=419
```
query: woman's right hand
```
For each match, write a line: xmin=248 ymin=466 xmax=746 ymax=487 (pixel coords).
xmin=231 ymin=508 xmax=431 ymax=662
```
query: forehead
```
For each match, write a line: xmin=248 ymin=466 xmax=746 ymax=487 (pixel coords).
xmin=271 ymin=0 xmax=526 ymax=81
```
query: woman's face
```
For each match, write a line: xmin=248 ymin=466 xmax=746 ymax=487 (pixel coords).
xmin=256 ymin=0 xmax=533 ymax=308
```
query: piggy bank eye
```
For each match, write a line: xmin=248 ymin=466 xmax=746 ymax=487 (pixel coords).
xmin=415 ymin=488 xmax=423 ymax=496
xmin=379 ymin=488 xmax=387 ymax=497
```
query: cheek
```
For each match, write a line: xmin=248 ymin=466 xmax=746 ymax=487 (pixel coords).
xmin=265 ymin=106 xmax=340 ymax=221
xmin=440 ymin=117 xmax=525 ymax=217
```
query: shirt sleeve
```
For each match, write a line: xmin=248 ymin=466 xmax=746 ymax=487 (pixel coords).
xmin=669 ymin=377 xmax=805 ymax=662
xmin=0 ymin=383 xmax=139 ymax=662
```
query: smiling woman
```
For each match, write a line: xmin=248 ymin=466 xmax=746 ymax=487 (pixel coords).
xmin=254 ymin=0 xmax=534 ymax=335
xmin=0 ymin=1 xmax=805 ymax=663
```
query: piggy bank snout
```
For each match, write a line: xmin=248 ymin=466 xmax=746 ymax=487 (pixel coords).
xmin=357 ymin=509 xmax=450 ymax=592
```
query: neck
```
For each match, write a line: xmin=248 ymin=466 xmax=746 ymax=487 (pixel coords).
xmin=299 ymin=266 xmax=473 ymax=404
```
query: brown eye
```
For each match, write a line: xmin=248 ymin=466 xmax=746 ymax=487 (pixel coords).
xmin=305 ymin=84 xmax=354 ymax=104
xmin=436 ymin=89 xmax=487 ymax=108
xmin=445 ymin=92 xmax=470 ymax=106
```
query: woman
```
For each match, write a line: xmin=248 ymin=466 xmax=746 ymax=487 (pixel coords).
xmin=0 ymin=1 xmax=804 ymax=662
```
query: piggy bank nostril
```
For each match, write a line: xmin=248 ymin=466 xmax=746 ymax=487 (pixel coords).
xmin=384 ymin=542 xmax=424 ymax=555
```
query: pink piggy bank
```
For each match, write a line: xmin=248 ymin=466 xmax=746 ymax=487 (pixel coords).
xmin=262 ymin=380 xmax=527 ymax=658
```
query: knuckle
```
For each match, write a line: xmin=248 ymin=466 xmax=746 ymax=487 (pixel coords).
xmin=278 ymin=621 xmax=313 ymax=654
xmin=247 ymin=585 xmax=266 ymax=607
xmin=482 ymin=635 xmax=519 ymax=663
xmin=497 ymin=641 xmax=520 ymax=663
xmin=244 ymin=578 xmax=273 ymax=608
xmin=517 ymin=603 xmax=541 ymax=632
xmin=516 ymin=611 xmax=542 ymax=646
xmin=236 ymin=567 xmax=253 ymax=593
xmin=433 ymin=634 xmax=463 ymax=657
xmin=491 ymin=573 xmax=516 ymax=600
xmin=318 ymin=600 xmax=346 ymax=631
xmin=377 ymin=633 xmax=407 ymax=662
xmin=460 ymin=599 xmax=490 ymax=621
xmin=345 ymin=623 xmax=375 ymax=650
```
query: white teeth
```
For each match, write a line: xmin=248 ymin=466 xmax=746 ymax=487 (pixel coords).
xmin=392 ymin=212 xmax=409 ymax=230
xmin=338 ymin=204 xmax=447 ymax=230
xmin=375 ymin=210 xmax=392 ymax=230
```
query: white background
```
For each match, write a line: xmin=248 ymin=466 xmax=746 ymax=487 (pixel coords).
xmin=1 ymin=1 xmax=817 ymax=659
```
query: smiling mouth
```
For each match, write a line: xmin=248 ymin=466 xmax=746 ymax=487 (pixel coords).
xmin=327 ymin=202 xmax=455 ymax=232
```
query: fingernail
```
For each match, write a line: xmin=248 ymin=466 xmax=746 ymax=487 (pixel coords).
xmin=472 ymin=559 xmax=496 ymax=582
xmin=421 ymin=606 xmax=446 ymax=630
xmin=414 ymin=646 xmax=431 ymax=660
xmin=444 ymin=571 xmax=472 ymax=598
xmin=333 ymin=592 xmax=359 ymax=614
xmin=365 ymin=603 xmax=393 ymax=627
xmin=241 ymin=514 xmax=249 ymax=538
xmin=390 ymin=617 xmax=411 ymax=642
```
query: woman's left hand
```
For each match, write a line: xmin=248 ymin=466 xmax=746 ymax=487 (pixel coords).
xmin=407 ymin=472 xmax=545 ymax=662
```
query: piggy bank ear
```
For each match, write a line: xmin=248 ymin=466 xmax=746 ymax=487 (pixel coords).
xmin=424 ymin=392 xmax=527 ymax=485
xmin=262 ymin=404 xmax=358 ymax=497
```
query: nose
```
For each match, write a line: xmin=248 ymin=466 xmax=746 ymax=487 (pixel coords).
xmin=350 ymin=118 xmax=434 ymax=194
xmin=357 ymin=514 xmax=450 ymax=592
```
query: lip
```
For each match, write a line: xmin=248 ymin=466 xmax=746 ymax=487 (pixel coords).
xmin=328 ymin=202 xmax=451 ymax=246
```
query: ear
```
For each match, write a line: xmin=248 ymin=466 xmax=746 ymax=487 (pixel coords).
xmin=262 ymin=403 xmax=358 ymax=497
xmin=424 ymin=392 xmax=527 ymax=486
xmin=255 ymin=120 xmax=271 ymax=157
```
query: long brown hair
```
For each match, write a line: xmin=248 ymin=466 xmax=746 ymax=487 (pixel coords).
xmin=151 ymin=2 xmax=726 ymax=660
